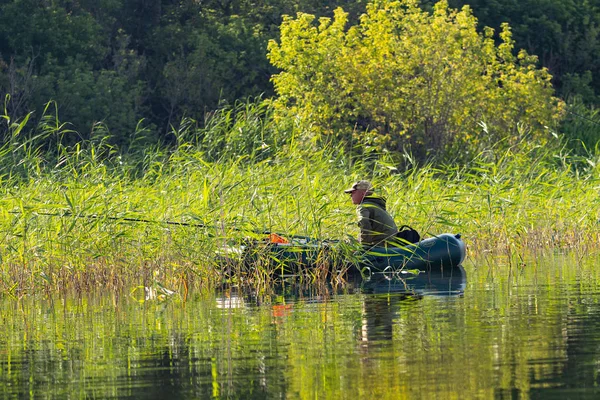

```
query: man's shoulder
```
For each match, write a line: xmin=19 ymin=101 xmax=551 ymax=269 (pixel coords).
xmin=361 ymin=198 xmax=384 ymax=207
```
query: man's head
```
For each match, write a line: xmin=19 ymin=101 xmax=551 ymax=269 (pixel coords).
xmin=344 ymin=180 xmax=373 ymax=204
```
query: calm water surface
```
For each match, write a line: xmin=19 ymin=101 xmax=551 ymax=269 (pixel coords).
xmin=2 ymin=254 xmax=600 ymax=399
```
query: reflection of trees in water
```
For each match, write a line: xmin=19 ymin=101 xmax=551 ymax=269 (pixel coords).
xmin=2 ymin=294 xmax=292 ymax=400
xmin=124 ymin=346 xmax=187 ymax=399
xmin=527 ymin=299 xmax=600 ymax=399
xmin=109 ymin=340 xmax=288 ymax=398
xmin=2 ymin=266 xmax=486 ymax=398
xmin=12 ymin=343 xmax=285 ymax=399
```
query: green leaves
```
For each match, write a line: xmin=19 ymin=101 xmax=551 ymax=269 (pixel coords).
xmin=446 ymin=0 xmax=600 ymax=103
xmin=268 ymin=0 xmax=562 ymax=161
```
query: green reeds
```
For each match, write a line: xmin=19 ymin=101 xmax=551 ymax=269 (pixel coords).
xmin=0 ymin=99 xmax=599 ymax=294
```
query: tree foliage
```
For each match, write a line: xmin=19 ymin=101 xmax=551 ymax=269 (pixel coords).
xmin=268 ymin=0 xmax=562 ymax=160
xmin=0 ymin=0 xmax=366 ymax=144
xmin=0 ymin=0 xmax=596 ymax=157
xmin=442 ymin=0 xmax=600 ymax=104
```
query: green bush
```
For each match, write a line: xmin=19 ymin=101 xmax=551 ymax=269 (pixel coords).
xmin=268 ymin=0 xmax=562 ymax=161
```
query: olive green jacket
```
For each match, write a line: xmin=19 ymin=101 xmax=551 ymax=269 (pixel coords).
xmin=357 ymin=195 xmax=398 ymax=246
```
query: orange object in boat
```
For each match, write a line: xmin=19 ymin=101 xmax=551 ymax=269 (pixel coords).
xmin=269 ymin=233 xmax=289 ymax=244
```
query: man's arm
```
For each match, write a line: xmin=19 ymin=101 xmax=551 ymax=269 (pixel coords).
xmin=357 ymin=205 xmax=374 ymax=244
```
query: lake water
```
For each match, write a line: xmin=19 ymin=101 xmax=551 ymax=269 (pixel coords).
xmin=2 ymin=253 xmax=600 ymax=399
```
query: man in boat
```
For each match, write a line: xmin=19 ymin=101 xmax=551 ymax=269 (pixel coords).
xmin=345 ymin=180 xmax=399 ymax=247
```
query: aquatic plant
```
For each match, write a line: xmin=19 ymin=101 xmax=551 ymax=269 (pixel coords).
xmin=0 ymin=100 xmax=598 ymax=294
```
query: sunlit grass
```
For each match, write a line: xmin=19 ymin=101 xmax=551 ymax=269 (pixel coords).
xmin=1 ymin=100 xmax=599 ymax=294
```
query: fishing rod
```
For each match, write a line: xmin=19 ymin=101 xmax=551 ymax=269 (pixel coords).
xmin=9 ymin=210 xmax=212 ymax=229
xmin=7 ymin=209 xmax=322 ymax=242
xmin=566 ymin=108 xmax=600 ymax=127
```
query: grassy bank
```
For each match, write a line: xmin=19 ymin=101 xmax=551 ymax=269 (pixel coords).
xmin=1 ymin=133 xmax=599 ymax=295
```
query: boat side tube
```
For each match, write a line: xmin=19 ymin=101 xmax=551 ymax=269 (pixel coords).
xmin=362 ymin=233 xmax=466 ymax=273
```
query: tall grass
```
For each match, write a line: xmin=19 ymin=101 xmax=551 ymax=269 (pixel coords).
xmin=1 ymin=99 xmax=599 ymax=294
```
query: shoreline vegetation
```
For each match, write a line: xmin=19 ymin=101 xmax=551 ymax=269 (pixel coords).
xmin=1 ymin=0 xmax=600 ymax=295
xmin=1 ymin=103 xmax=599 ymax=295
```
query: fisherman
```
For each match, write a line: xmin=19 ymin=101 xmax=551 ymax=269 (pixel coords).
xmin=344 ymin=180 xmax=399 ymax=247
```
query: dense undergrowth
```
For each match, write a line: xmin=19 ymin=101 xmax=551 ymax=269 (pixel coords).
xmin=0 ymin=101 xmax=599 ymax=295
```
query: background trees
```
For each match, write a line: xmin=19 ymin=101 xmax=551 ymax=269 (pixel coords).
xmin=0 ymin=0 xmax=598 ymax=160
xmin=0 ymin=0 xmax=364 ymax=145
xmin=442 ymin=0 xmax=600 ymax=104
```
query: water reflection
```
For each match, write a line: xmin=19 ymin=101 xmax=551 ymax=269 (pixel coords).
xmin=358 ymin=266 xmax=467 ymax=296
xmin=4 ymin=258 xmax=600 ymax=399
xmin=215 ymin=294 xmax=246 ymax=309
xmin=357 ymin=267 xmax=466 ymax=344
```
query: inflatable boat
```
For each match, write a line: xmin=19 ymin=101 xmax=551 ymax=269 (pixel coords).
xmin=240 ymin=233 xmax=466 ymax=275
